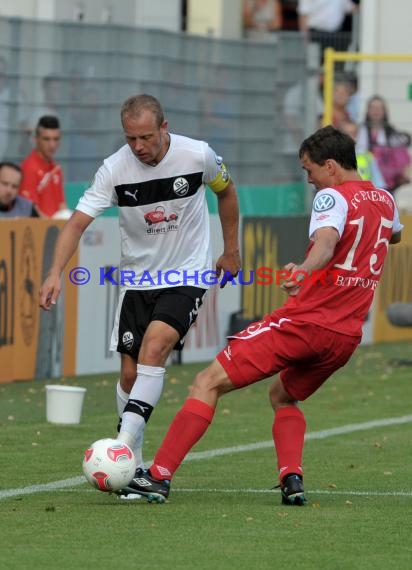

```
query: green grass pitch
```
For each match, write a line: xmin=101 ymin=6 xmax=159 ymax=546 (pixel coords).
xmin=1 ymin=341 xmax=411 ymax=570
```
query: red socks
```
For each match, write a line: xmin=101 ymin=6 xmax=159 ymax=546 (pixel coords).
xmin=272 ymin=406 xmax=306 ymax=482
xmin=150 ymin=401 xmax=306 ymax=483
xmin=150 ymin=398 xmax=215 ymax=480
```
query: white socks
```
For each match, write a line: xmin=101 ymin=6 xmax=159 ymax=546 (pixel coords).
xmin=116 ymin=380 xmax=129 ymax=417
xmin=117 ymin=364 xmax=165 ymax=468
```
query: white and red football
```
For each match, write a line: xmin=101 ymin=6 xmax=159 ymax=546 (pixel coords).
xmin=82 ymin=438 xmax=136 ymax=492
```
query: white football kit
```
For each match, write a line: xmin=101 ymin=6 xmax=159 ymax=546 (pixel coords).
xmin=76 ymin=133 xmax=232 ymax=353
xmin=76 ymin=133 xmax=230 ymax=291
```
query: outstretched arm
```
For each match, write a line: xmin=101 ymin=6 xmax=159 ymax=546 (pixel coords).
xmin=39 ymin=210 xmax=94 ymax=309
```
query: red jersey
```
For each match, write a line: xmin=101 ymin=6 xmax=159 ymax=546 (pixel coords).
xmin=276 ymin=180 xmax=403 ymax=337
xmin=20 ymin=150 xmax=65 ymax=217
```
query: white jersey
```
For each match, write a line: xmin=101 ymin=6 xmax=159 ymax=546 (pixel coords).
xmin=76 ymin=133 xmax=228 ymax=290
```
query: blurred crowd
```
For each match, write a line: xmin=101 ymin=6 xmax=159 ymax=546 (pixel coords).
xmin=0 ymin=57 xmax=96 ymax=219
xmin=282 ymin=67 xmax=411 ymax=201
xmin=268 ymin=0 xmax=411 ymax=201
xmin=242 ymin=0 xmax=360 ymax=52
xmin=1 ymin=0 xmax=410 ymax=218
xmin=0 ymin=110 xmax=71 ymax=220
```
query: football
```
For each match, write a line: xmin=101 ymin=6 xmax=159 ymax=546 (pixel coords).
xmin=82 ymin=438 xmax=137 ymax=492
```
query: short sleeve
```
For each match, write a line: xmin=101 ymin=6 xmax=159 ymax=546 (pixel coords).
xmin=309 ymin=188 xmax=348 ymax=239
xmin=76 ymin=162 xmax=117 ymax=218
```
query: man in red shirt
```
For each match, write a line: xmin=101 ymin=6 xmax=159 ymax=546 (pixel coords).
xmin=20 ymin=115 xmax=67 ymax=217
xmin=118 ymin=126 xmax=403 ymax=506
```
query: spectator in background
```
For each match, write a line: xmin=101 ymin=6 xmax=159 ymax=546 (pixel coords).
xmin=357 ymin=95 xmax=410 ymax=151
xmin=280 ymin=0 xmax=299 ymax=30
xmin=243 ymin=0 xmax=283 ymax=40
xmin=20 ymin=115 xmax=69 ymax=218
xmin=340 ymin=0 xmax=361 ymax=50
xmin=340 ymin=120 xmax=386 ymax=188
xmin=344 ymin=71 xmax=360 ymax=123
xmin=330 ymin=76 xmax=352 ymax=130
xmin=297 ymin=0 xmax=357 ymax=62
xmin=0 ymin=161 xmax=38 ymax=218
xmin=357 ymin=95 xmax=411 ymax=194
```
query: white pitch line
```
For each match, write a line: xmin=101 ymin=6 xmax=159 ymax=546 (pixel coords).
xmin=45 ymin=487 xmax=412 ymax=499
xmin=0 ymin=477 xmax=85 ymax=500
xmin=185 ymin=413 xmax=412 ymax=460
xmin=1 ymin=414 xmax=412 ymax=501
xmin=174 ymin=488 xmax=412 ymax=498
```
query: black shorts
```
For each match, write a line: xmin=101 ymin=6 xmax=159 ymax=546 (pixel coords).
xmin=112 ymin=286 xmax=207 ymax=358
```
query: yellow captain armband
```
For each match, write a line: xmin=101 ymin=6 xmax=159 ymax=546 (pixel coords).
xmin=208 ymin=163 xmax=231 ymax=193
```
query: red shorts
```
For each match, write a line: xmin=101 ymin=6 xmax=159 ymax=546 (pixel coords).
xmin=216 ymin=313 xmax=360 ymax=401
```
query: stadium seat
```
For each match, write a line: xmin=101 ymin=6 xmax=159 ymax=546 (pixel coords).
xmin=386 ymin=303 xmax=412 ymax=365
xmin=386 ymin=303 xmax=412 ymax=327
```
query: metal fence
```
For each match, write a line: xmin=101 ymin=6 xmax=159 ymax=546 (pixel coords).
xmin=0 ymin=17 xmax=322 ymax=185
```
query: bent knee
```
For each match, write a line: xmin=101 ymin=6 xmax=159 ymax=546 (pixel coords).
xmin=190 ymin=370 xmax=213 ymax=397
xmin=190 ymin=368 xmax=233 ymax=398
xmin=140 ymin=347 xmax=166 ymax=365
xmin=269 ymin=377 xmax=296 ymax=410
xmin=139 ymin=336 xmax=177 ymax=365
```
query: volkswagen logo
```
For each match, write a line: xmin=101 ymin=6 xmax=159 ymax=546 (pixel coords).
xmin=313 ymin=194 xmax=335 ymax=212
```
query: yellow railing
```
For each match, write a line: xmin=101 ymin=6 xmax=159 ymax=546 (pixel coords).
xmin=322 ymin=48 xmax=412 ymax=126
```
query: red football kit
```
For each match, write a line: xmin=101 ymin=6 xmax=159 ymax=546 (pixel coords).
xmin=140 ymin=179 xmax=404 ymax=492
xmin=217 ymin=180 xmax=403 ymax=400
xmin=20 ymin=149 xmax=65 ymax=217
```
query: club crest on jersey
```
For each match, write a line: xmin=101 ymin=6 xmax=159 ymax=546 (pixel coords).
xmin=122 ymin=331 xmax=134 ymax=351
xmin=313 ymin=194 xmax=335 ymax=212
xmin=173 ymin=177 xmax=189 ymax=196
xmin=215 ymin=154 xmax=223 ymax=165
